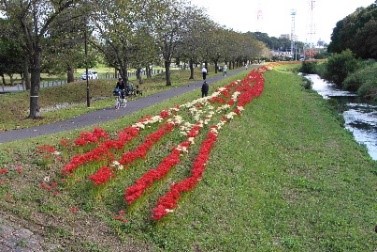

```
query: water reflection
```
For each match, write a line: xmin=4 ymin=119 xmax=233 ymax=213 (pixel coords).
xmin=305 ymin=74 xmax=377 ymax=160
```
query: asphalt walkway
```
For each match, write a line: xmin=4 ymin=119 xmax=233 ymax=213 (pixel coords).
xmin=0 ymin=68 xmax=244 ymax=144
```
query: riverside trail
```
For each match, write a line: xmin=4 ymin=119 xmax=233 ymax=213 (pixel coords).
xmin=0 ymin=68 xmax=245 ymax=144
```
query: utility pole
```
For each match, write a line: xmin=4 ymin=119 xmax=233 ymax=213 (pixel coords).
xmin=290 ymin=9 xmax=296 ymax=60
xmin=308 ymin=0 xmax=317 ymax=47
xmin=84 ymin=16 xmax=90 ymax=107
xmin=256 ymin=0 xmax=263 ymax=32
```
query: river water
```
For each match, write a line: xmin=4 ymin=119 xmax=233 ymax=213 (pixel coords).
xmin=305 ymin=74 xmax=377 ymax=161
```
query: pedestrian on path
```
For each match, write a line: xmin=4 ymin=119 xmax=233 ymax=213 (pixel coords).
xmin=223 ymin=64 xmax=228 ymax=77
xmin=201 ymin=80 xmax=209 ymax=98
xmin=201 ymin=63 xmax=208 ymax=80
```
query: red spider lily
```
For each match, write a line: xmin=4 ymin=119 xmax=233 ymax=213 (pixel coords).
xmin=59 ymin=138 xmax=71 ymax=148
xmin=0 ymin=168 xmax=8 ymax=175
xmin=160 ymin=110 xmax=170 ymax=119
xmin=58 ymin=64 xmax=269 ymax=221
xmin=114 ymin=209 xmax=128 ymax=223
xmin=125 ymin=141 xmax=189 ymax=204
xmin=15 ymin=166 xmax=23 ymax=174
xmin=125 ymin=123 xmax=203 ymax=204
xmin=70 ymin=206 xmax=79 ymax=214
xmin=74 ymin=127 xmax=109 ymax=146
xmin=88 ymin=166 xmax=114 ymax=185
xmin=39 ymin=181 xmax=58 ymax=192
xmin=152 ymin=130 xmax=218 ymax=220
xmin=36 ymin=144 xmax=56 ymax=154
xmin=119 ymin=122 xmax=175 ymax=165
xmin=62 ymin=126 xmax=140 ymax=175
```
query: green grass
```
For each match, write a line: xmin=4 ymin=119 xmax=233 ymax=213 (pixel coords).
xmin=0 ymin=64 xmax=375 ymax=251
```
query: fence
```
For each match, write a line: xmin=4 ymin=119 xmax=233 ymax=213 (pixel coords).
xmin=1 ymin=68 xmax=167 ymax=93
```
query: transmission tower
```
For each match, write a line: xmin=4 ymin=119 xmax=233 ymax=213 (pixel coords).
xmin=290 ymin=9 xmax=296 ymax=59
xmin=307 ymin=0 xmax=317 ymax=46
xmin=256 ymin=1 xmax=263 ymax=32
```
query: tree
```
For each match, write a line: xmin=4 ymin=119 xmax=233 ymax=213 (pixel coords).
xmin=0 ymin=19 xmax=24 ymax=85
xmin=0 ymin=0 xmax=81 ymax=118
xmin=328 ymin=3 xmax=377 ymax=60
xmin=147 ymin=0 xmax=189 ymax=86
xmin=43 ymin=6 xmax=94 ymax=83
xmin=175 ymin=7 xmax=212 ymax=79
xmin=91 ymin=0 xmax=156 ymax=83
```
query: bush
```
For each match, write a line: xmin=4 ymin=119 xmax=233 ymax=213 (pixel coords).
xmin=300 ymin=61 xmax=317 ymax=74
xmin=357 ymin=79 xmax=377 ymax=101
xmin=301 ymin=77 xmax=312 ymax=89
xmin=325 ymin=49 xmax=360 ymax=87
xmin=343 ymin=61 xmax=377 ymax=92
xmin=315 ymin=63 xmax=328 ymax=78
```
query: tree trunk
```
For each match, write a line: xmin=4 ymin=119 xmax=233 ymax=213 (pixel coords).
xmin=164 ymin=60 xmax=171 ymax=86
xmin=1 ymin=75 xmax=5 ymax=89
xmin=189 ymin=59 xmax=194 ymax=79
xmin=23 ymin=59 xmax=31 ymax=90
xmin=67 ymin=65 xmax=75 ymax=83
xmin=28 ymin=49 xmax=41 ymax=119
xmin=146 ymin=65 xmax=151 ymax=79
xmin=214 ymin=61 xmax=218 ymax=74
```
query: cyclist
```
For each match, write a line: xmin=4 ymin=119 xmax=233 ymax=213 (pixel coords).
xmin=114 ymin=78 xmax=127 ymax=108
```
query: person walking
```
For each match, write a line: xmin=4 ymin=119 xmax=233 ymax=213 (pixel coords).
xmin=223 ymin=64 xmax=228 ymax=77
xmin=201 ymin=63 xmax=208 ymax=80
xmin=201 ymin=80 xmax=209 ymax=98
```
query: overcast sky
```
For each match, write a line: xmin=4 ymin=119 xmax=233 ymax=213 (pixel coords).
xmin=189 ymin=0 xmax=375 ymax=43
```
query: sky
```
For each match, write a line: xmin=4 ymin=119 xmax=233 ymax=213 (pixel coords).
xmin=189 ymin=0 xmax=375 ymax=43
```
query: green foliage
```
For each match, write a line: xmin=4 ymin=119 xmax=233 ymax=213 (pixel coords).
xmin=343 ymin=60 xmax=377 ymax=92
xmin=299 ymin=61 xmax=317 ymax=74
xmin=325 ymin=49 xmax=360 ymax=87
xmin=301 ymin=76 xmax=313 ymax=89
xmin=328 ymin=2 xmax=377 ymax=59
xmin=357 ymin=79 xmax=377 ymax=100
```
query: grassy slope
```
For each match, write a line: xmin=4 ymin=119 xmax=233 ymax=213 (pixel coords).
xmin=0 ymin=65 xmax=376 ymax=251
xmin=140 ymin=66 xmax=376 ymax=251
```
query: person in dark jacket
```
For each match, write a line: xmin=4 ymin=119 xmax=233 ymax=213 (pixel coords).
xmin=201 ymin=80 xmax=209 ymax=98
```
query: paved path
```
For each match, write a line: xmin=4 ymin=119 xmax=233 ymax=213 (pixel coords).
xmin=0 ymin=69 xmax=244 ymax=144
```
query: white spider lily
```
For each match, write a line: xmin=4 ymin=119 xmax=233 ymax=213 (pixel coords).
xmin=132 ymin=122 xmax=145 ymax=129
xmin=232 ymin=91 xmax=241 ymax=101
xmin=217 ymin=120 xmax=226 ymax=127
xmin=225 ymin=112 xmax=237 ymax=120
xmin=237 ymin=106 xmax=244 ymax=112
xmin=176 ymin=145 xmax=188 ymax=153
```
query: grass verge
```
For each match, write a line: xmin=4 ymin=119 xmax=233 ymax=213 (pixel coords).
xmin=0 ymin=64 xmax=375 ymax=252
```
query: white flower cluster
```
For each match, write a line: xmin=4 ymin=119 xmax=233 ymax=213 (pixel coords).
xmin=210 ymin=127 xmax=219 ymax=135
xmin=110 ymin=160 xmax=124 ymax=171
xmin=231 ymin=91 xmax=241 ymax=101
xmin=132 ymin=115 xmax=165 ymax=129
xmin=224 ymin=112 xmax=237 ymax=120
xmin=216 ymin=104 xmax=231 ymax=113
xmin=176 ymin=144 xmax=188 ymax=154
xmin=237 ymin=106 xmax=244 ymax=112
xmin=52 ymin=151 xmax=61 ymax=156
xmin=216 ymin=120 xmax=226 ymax=130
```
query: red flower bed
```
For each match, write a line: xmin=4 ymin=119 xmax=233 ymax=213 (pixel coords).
xmin=42 ymin=65 xmax=271 ymax=221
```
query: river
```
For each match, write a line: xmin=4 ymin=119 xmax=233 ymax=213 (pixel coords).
xmin=304 ymin=74 xmax=377 ymax=161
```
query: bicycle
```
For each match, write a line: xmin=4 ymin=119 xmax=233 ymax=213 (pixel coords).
xmin=113 ymin=89 xmax=127 ymax=109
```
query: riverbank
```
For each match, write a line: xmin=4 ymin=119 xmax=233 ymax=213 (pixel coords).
xmin=0 ymin=64 xmax=375 ymax=251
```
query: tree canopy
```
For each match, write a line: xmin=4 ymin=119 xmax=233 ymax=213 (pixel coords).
xmin=328 ymin=2 xmax=377 ymax=59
